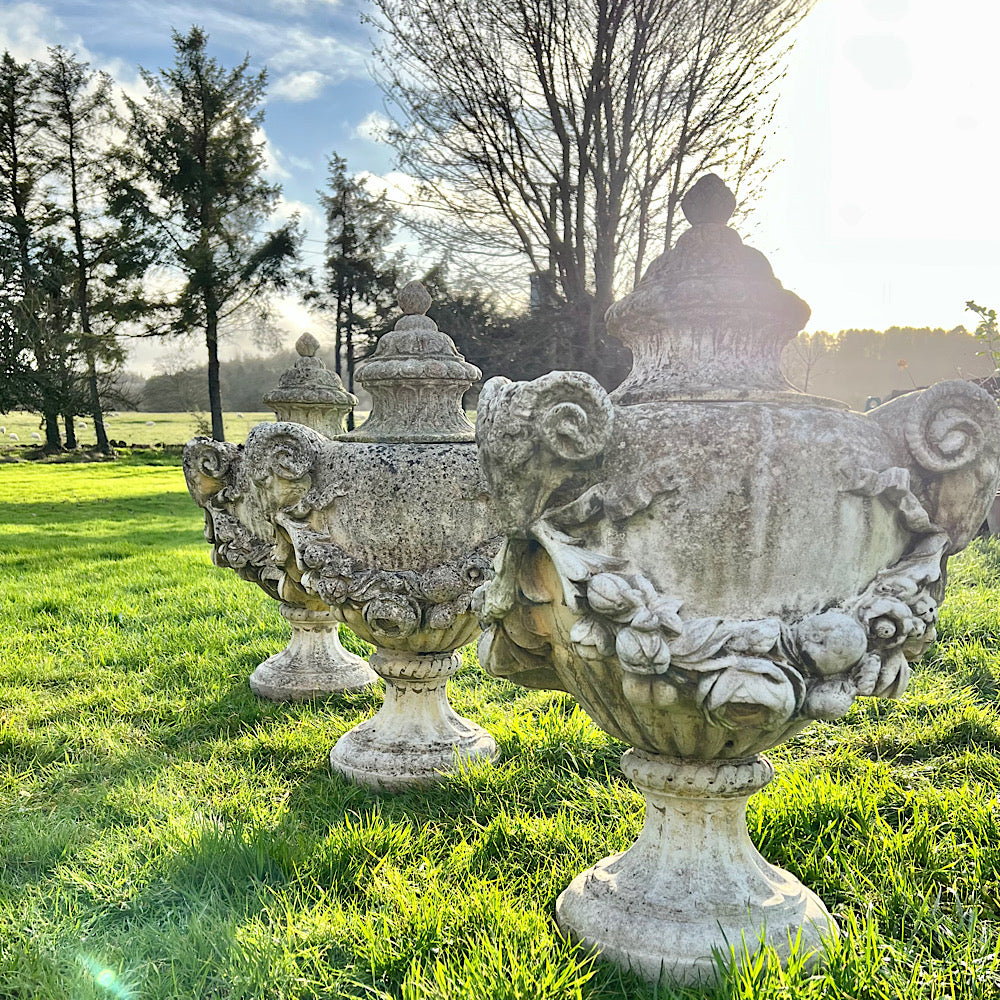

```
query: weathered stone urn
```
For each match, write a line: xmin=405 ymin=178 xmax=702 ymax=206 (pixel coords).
xmin=183 ymin=333 xmax=376 ymax=701
xmin=244 ymin=281 xmax=501 ymax=790
xmin=473 ymin=175 xmax=1000 ymax=983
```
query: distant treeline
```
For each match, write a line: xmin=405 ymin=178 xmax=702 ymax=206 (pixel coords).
xmin=137 ymin=353 xmax=298 ymax=413
xmin=780 ymin=326 xmax=993 ymax=410
xmin=129 ymin=325 xmax=994 ymax=413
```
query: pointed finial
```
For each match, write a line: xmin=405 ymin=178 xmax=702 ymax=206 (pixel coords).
xmin=296 ymin=332 xmax=320 ymax=357
xmin=399 ymin=280 xmax=432 ymax=316
xmin=682 ymin=174 xmax=737 ymax=226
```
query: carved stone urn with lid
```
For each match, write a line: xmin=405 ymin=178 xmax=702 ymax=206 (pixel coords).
xmin=183 ymin=333 xmax=376 ymax=701
xmin=473 ymin=175 xmax=1000 ymax=983
xmin=244 ymin=281 xmax=500 ymax=790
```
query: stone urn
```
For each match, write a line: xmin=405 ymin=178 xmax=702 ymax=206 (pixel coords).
xmin=244 ymin=281 xmax=501 ymax=790
xmin=183 ymin=333 xmax=376 ymax=701
xmin=473 ymin=175 xmax=1000 ymax=983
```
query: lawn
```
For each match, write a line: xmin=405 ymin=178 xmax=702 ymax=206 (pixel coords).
xmin=1 ymin=460 xmax=999 ymax=999
xmin=0 ymin=412 xmax=274 ymax=453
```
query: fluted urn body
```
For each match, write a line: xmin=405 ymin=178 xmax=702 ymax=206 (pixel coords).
xmin=183 ymin=334 xmax=375 ymax=700
xmin=474 ymin=176 xmax=1000 ymax=983
xmin=245 ymin=282 xmax=500 ymax=790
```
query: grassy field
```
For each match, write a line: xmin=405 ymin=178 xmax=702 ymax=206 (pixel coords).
xmin=0 ymin=412 xmax=275 ymax=453
xmin=1 ymin=460 xmax=1000 ymax=999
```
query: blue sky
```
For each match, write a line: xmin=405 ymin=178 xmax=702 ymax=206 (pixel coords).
xmin=3 ymin=0 xmax=1000 ymax=373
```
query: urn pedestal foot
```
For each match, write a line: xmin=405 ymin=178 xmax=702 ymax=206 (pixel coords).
xmin=555 ymin=750 xmax=838 ymax=986
xmin=249 ymin=604 xmax=376 ymax=702
xmin=329 ymin=650 xmax=496 ymax=791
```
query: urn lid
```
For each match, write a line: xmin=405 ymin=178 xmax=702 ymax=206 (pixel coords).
xmin=263 ymin=332 xmax=357 ymax=410
xmin=606 ymin=174 xmax=812 ymax=403
xmin=344 ymin=280 xmax=481 ymax=443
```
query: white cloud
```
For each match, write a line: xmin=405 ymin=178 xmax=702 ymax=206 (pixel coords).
xmin=353 ymin=110 xmax=392 ymax=144
xmin=260 ymin=132 xmax=292 ymax=181
xmin=264 ymin=27 xmax=368 ymax=78
xmin=272 ymin=0 xmax=344 ymax=11
xmin=356 ymin=169 xmax=424 ymax=208
xmin=0 ymin=2 xmax=68 ymax=60
xmin=270 ymin=69 xmax=328 ymax=102
xmin=272 ymin=195 xmax=324 ymax=233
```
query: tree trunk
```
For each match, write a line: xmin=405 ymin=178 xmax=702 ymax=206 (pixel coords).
xmin=206 ymin=305 xmax=224 ymax=441
xmin=43 ymin=404 xmax=62 ymax=451
xmin=63 ymin=412 xmax=77 ymax=449
xmin=87 ymin=351 xmax=111 ymax=453
xmin=346 ymin=323 xmax=355 ymax=432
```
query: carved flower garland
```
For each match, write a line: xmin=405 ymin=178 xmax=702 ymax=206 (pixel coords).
xmin=570 ymin=573 xmax=683 ymax=670
xmin=295 ymin=530 xmax=495 ymax=640
xmin=560 ymin=550 xmax=944 ymax=729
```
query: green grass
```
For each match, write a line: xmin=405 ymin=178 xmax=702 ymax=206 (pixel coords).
xmin=0 ymin=412 xmax=275 ymax=453
xmin=1 ymin=462 xmax=999 ymax=998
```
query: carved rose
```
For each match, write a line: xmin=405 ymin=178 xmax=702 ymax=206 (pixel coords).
xmin=570 ymin=616 xmax=616 ymax=660
xmin=616 ymin=627 xmax=671 ymax=674
xmin=302 ymin=542 xmax=331 ymax=570
xmin=858 ymin=595 xmax=920 ymax=649
xmin=421 ymin=565 xmax=464 ymax=604
xmin=697 ymin=658 xmax=798 ymax=730
xmin=461 ymin=554 xmax=491 ymax=587
xmin=313 ymin=572 xmax=351 ymax=605
xmin=363 ymin=595 xmax=420 ymax=639
xmin=793 ymin=611 xmax=868 ymax=677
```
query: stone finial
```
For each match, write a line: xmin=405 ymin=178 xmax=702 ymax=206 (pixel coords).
xmin=681 ymin=173 xmax=737 ymax=226
xmin=296 ymin=332 xmax=320 ymax=357
xmin=398 ymin=279 xmax=433 ymax=316
xmin=605 ymin=173 xmax=809 ymax=404
xmin=262 ymin=334 xmax=357 ymax=438
xmin=344 ymin=280 xmax=481 ymax=444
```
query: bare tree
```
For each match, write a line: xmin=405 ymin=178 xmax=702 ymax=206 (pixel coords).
xmin=369 ymin=0 xmax=815 ymax=383
xmin=781 ymin=330 xmax=837 ymax=393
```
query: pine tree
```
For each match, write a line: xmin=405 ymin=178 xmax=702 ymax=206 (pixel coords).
xmin=117 ymin=26 xmax=299 ymax=441
xmin=40 ymin=46 xmax=150 ymax=454
xmin=0 ymin=50 xmax=65 ymax=448
xmin=315 ymin=153 xmax=400 ymax=429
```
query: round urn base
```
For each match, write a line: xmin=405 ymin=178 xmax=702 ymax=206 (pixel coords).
xmin=329 ymin=650 xmax=497 ymax=791
xmin=555 ymin=750 xmax=837 ymax=986
xmin=249 ymin=604 xmax=376 ymax=702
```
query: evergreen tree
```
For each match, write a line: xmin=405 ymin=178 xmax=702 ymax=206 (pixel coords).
xmin=117 ymin=26 xmax=300 ymax=441
xmin=40 ymin=46 xmax=151 ymax=454
xmin=314 ymin=153 xmax=400 ymax=429
xmin=0 ymin=51 xmax=66 ymax=448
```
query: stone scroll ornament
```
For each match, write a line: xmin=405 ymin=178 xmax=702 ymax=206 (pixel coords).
xmin=182 ymin=334 xmax=376 ymax=701
xmin=473 ymin=175 xmax=1000 ymax=985
xmin=244 ymin=281 xmax=501 ymax=791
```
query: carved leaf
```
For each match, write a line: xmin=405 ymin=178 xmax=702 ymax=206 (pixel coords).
xmin=669 ymin=617 xmax=731 ymax=667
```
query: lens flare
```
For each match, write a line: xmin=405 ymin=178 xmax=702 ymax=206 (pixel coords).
xmin=76 ymin=955 xmax=135 ymax=1000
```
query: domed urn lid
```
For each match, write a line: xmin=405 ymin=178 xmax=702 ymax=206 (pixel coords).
xmin=344 ymin=280 xmax=482 ymax=443
xmin=262 ymin=332 xmax=357 ymax=438
xmin=607 ymin=174 xmax=812 ymax=404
